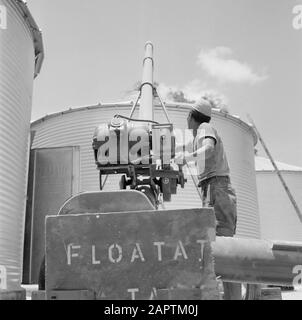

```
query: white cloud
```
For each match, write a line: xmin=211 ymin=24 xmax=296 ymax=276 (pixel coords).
xmin=182 ymin=79 xmax=208 ymax=101
xmin=197 ymin=47 xmax=268 ymax=84
xmin=157 ymin=80 xmax=207 ymax=102
xmin=157 ymin=83 xmax=178 ymax=100
xmin=157 ymin=79 xmax=228 ymax=104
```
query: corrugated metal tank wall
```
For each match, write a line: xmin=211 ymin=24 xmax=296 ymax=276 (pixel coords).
xmin=210 ymin=113 xmax=260 ymax=239
xmin=31 ymin=103 xmax=261 ymax=239
xmin=256 ymin=171 xmax=302 ymax=242
xmin=0 ymin=0 xmax=42 ymax=290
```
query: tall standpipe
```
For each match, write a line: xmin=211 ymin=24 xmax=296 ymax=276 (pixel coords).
xmin=139 ymin=42 xmax=154 ymax=121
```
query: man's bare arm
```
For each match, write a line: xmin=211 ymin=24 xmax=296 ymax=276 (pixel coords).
xmin=175 ymin=138 xmax=215 ymax=163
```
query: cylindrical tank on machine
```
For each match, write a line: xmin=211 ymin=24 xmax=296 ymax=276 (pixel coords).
xmin=0 ymin=0 xmax=43 ymax=290
xmin=31 ymin=102 xmax=260 ymax=240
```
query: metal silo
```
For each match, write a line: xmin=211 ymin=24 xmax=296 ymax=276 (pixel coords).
xmin=255 ymin=156 xmax=302 ymax=242
xmin=30 ymin=103 xmax=260 ymax=248
xmin=0 ymin=0 xmax=43 ymax=291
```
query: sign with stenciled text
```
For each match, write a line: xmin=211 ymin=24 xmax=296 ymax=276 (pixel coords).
xmin=45 ymin=209 xmax=217 ymax=300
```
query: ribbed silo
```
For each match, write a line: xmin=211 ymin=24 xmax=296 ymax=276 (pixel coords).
xmin=211 ymin=111 xmax=260 ymax=239
xmin=0 ymin=0 xmax=43 ymax=290
xmin=31 ymin=102 xmax=261 ymax=242
xmin=255 ymin=156 xmax=302 ymax=242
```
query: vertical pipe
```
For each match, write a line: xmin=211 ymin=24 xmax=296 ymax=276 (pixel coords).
xmin=139 ymin=42 xmax=154 ymax=121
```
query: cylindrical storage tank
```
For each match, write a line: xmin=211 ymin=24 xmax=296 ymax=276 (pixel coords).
xmin=0 ymin=0 xmax=43 ymax=290
xmin=31 ymin=102 xmax=260 ymax=240
xmin=255 ymin=156 xmax=302 ymax=242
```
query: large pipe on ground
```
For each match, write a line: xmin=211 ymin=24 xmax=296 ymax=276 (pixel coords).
xmin=139 ymin=42 xmax=154 ymax=121
xmin=213 ymin=237 xmax=302 ymax=286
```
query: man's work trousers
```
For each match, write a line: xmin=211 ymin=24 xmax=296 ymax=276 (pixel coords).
xmin=200 ymin=176 xmax=241 ymax=300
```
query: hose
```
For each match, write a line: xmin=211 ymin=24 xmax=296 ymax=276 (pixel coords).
xmin=114 ymin=114 xmax=159 ymax=125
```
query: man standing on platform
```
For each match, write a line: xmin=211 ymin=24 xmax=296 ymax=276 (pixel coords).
xmin=175 ymin=98 xmax=241 ymax=300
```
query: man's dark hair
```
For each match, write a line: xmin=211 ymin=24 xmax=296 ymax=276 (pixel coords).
xmin=189 ymin=109 xmax=211 ymax=124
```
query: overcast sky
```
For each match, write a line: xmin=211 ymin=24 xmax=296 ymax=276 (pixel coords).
xmin=28 ymin=0 xmax=302 ymax=166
